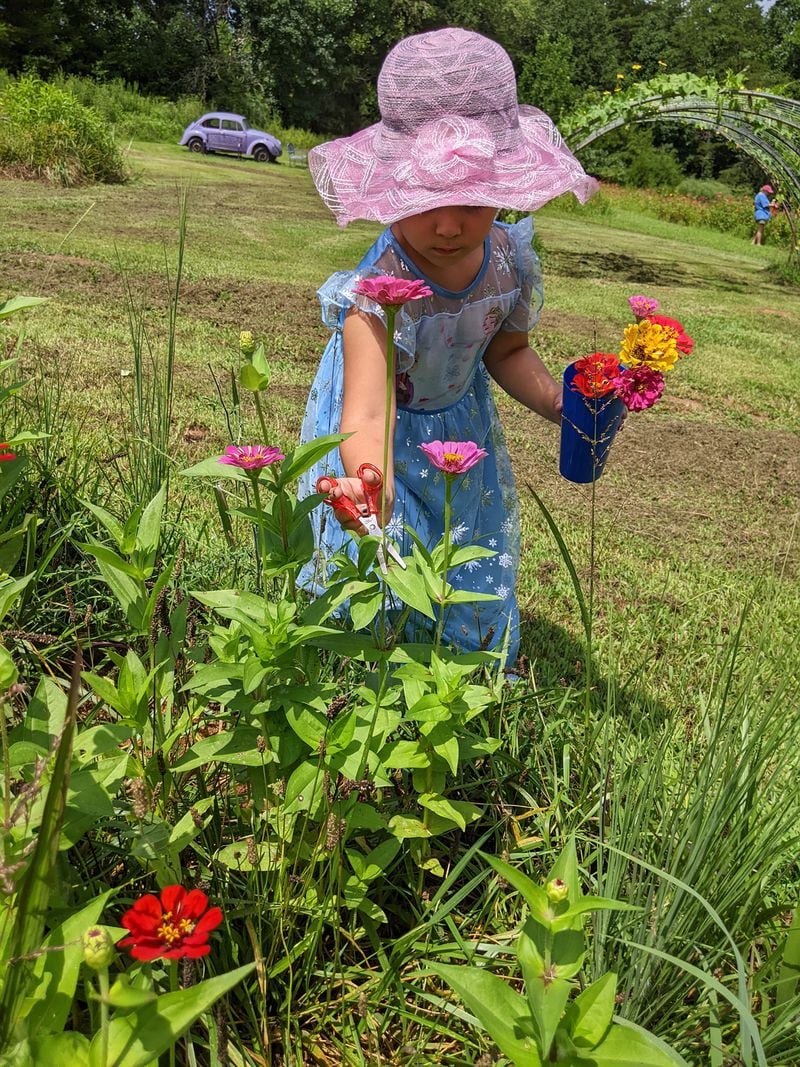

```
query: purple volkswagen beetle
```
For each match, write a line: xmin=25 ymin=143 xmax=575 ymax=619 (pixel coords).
xmin=179 ymin=113 xmax=282 ymax=163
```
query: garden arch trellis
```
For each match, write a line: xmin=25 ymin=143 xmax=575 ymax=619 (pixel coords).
xmin=561 ymin=73 xmax=800 ymax=247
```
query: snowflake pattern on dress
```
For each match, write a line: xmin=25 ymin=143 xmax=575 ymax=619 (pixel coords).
xmin=493 ymin=244 xmax=515 ymax=275
xmin=297 ymin=218 xmax=543 ymax=662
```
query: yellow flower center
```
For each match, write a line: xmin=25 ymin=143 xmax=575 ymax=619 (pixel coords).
xmin=157 ymin=910 xmax=195 ymax=945
xmin=443 ymin=452 xmax=464 ymax=464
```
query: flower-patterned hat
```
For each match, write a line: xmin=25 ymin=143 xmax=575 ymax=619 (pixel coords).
xmin=309 ymin=28 xmax=598 ymax=227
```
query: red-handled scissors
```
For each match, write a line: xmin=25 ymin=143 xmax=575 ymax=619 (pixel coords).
xmin=315 ymin=463 xmax=406 ymax=574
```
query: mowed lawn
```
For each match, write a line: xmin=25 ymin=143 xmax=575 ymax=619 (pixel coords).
xmin=2 ymin=141 xmax=799 ymax=704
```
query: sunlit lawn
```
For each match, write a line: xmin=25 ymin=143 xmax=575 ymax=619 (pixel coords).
xmin=2 ymin=140 xmax=798 ymax=704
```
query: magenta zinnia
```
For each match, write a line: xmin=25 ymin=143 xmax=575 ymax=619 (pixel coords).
xmin=612 ymin=365 xmax=665 ymax=411
xmin=418 ymin=440 xmax=488 ymax=475
xmin=628 ymin=294 xmax=659 ymax=320
xmin=218 ymin=444 xmax=285 ymax=470
xmin=119 ymin=885 xmax=223 ymax=961
xmin=354 ymin=276 xmax=433 ymax=310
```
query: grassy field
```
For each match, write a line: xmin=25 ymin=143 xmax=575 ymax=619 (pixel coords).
xmin=3 ymin=140 xmax=799 ymax=708
xmin=5 ymin=140 xmax=800 ymax=1065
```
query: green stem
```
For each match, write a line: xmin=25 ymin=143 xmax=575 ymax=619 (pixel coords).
xmin=379 ymin=306 xmax=397 ymax=649
xmin=0 ymin=693 xmax=11 ymax=827
xmin=434 ymin=475 xmax=453 ymax=654
xmin=275 ymin=488 xmax=297 ymax=603
xmin=250 ymin=474 xmax=269 ymax=600
xmin=253 ymin=390 xmax=270 ymax=446
xmin=98 ymin=967 xmax=110 ymax=1067
xmin=169 ymin=960 xmax=178 ymax=1067
xmin=381 ymin=307 xmax=397 ymax=519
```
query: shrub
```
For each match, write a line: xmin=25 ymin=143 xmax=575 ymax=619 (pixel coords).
xmin=675 ymin=176 xmax=733 ymax=199
xmin=53 ymin=74 xmax=206 ymax=143
xmin=0 ymin=75 xmax=127 ymax=185
xmin=626 ymin=136 xmax=683 ymax=191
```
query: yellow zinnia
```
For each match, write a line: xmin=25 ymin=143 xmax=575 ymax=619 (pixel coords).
xmin=620 ymin=321 xmax=680 ymax=373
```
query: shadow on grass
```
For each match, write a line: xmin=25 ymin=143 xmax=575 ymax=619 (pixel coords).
xmin=548 ymin=249 xmax=748 ymax=292
xmin=518 ymin=609 xmax=671 ymax=731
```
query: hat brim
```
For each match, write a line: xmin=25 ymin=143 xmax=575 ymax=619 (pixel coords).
xmin=310 ymin=106 xmax=599 ymax=227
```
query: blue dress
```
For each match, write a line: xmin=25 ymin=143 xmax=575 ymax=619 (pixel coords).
xmin=298 ymin=217 xmax=544 ymax=662
xmin=754 ymin=191 xmax=771 ymax=222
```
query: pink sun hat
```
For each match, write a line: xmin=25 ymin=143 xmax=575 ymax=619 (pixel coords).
xmin=309 ymin=28 xmax=599 ymax=227
xmin=761 ymin=184 xmax=774 ymax=193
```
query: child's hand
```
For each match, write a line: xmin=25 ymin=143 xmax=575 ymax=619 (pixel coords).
xmin=317 ymin=468 xmax=395 ymax=533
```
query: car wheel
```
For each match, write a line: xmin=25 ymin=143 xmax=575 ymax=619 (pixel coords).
xmin=253 ymin=145 xmax=273 ymax=163
xmin=187 ymin=138 xmax=205 ymax=154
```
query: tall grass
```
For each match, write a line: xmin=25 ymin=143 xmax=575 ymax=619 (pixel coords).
xmin=114 ymin=189 xmax=187 ymax=503
xmin=52 ymin=74 xmax=206 ymax=144
xmin=0 ymin=76 xmax=127 ymax=185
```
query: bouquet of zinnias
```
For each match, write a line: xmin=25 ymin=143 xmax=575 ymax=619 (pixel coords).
xmin=559 ymin=294 xmax=694 ymax=483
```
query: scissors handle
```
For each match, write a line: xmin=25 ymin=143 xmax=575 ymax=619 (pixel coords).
xmin=315 ymin=475 xmax=363 ymax=524
xmin=357 ymin=463 xmax=384 ymax=518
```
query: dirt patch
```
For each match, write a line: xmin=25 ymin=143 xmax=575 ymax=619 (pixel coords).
xmin=178 ymin=278 xmax=321 ymax=336
xmin=509 ymin=408 xmax=800 ymax=575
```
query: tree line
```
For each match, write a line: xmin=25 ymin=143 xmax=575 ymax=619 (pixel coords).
xmin=1 ymin=0 xmax=798 ymax=134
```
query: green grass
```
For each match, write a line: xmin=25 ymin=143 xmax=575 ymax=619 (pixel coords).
xmin=2 ymin=141 xmax=799 ymax=713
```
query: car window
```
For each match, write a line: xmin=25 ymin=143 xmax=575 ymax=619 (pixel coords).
xmin=201 ymin=117 xmax=220 ymax=129
xmin=222 ymin=120 xmax=243 ymax=131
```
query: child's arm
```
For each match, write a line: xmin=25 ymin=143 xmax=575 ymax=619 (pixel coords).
xmin=328 ymin=308 xmax=396 ymax=529
xmin=483 ymin=329 xmax=562 ymax=424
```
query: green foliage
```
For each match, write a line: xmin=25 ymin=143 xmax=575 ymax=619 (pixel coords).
xmin=625 ymin=132 xmax=683 ymax=190
xmin=429 ymin=841 xmax=687 ymax=1066
xmin=0 ymin=75 xmax=127 ymax=185
xmin=675 ymin=176 xmax=735 ymax=199
xmin=518 ymin=33 xmax=579 ymax=121
xmin=55 ymin=74 xmax=207 ymax=143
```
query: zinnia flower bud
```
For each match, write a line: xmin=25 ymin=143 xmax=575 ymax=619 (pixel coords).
xmin=82 ymin=925 xmax=115 ymax=969
xmin=546 ymin=878 xmax=569 ymax=903
xmin=239 ymin=331 xmax=256 ymax=357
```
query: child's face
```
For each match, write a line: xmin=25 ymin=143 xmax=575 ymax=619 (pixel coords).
xmin=392 ymin=206 xmax=497 ymax=275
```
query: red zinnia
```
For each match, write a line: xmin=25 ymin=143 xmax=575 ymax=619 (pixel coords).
xmin=571 ymin=353 xmax=621 ymax=398
xmin=646 ymin=314 xmax=693 ymax=355
xmin=0 ymin=443 xmax=16 ymax=462
xmin=119 ymin=885 xmax=223 ymax=960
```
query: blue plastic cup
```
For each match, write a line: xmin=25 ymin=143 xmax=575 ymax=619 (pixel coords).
xmin=559 ymin=363 xmax=625 ymax=484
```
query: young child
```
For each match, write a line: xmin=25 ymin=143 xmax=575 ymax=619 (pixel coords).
xmin=298 ymin=27 xmax=598 ymax=661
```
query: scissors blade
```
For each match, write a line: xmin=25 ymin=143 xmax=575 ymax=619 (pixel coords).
xmin=361 ymin=515 xmax=406 ymax=571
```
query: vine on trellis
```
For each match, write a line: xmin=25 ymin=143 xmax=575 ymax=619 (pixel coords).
xmin=561 ymin=72 xmax=800 ymax=222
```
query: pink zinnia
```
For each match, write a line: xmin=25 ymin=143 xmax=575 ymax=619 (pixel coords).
xmin=0 ymin=443 xmax=16 ymax=462
xmin=612 ymin=366 xmax=665 ymax=411
xmin=628 ymin=294 xmax=659 ymax=320
xmin=646 ymin=314 xmax=694 ymax=355
xmin=218 ymin=444 xmax=285 ymax=470
xmin=418 ymin=440 xmax=488 ymax=475
xmin=354 ymin=276 xmax=433 ymax=310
